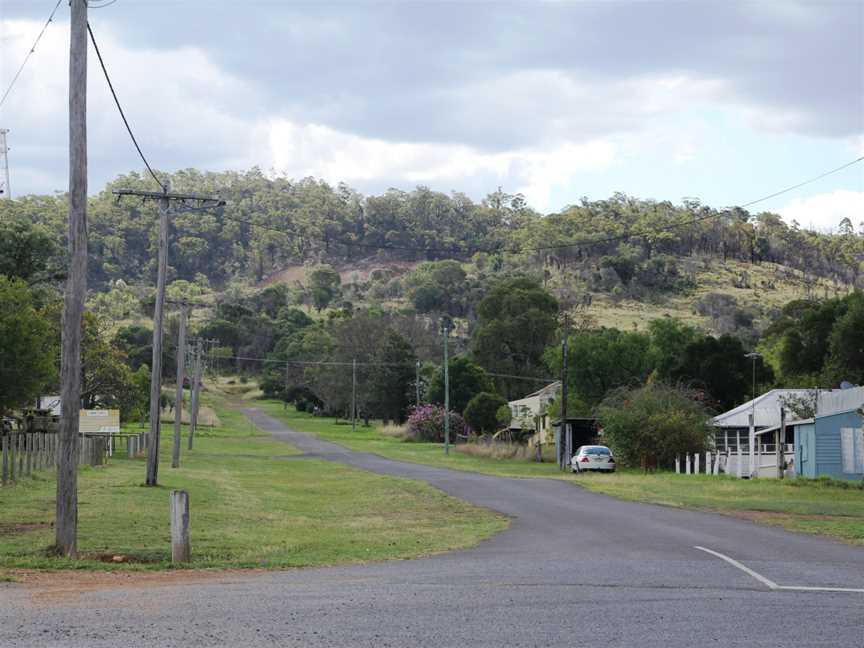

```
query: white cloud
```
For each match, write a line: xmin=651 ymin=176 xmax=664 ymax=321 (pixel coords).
xmin=778 ymin=190 xmax=864 ymax=233
xmin=267 ymin=119 xmax=615 ymax=211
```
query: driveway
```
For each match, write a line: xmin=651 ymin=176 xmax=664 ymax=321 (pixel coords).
xmin=2 ymin=409 xmax=863 ymax=647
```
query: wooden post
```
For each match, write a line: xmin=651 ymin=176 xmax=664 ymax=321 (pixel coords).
xmin=146 ymin=183 xmax=170 ymax=486
xmin=694 ymin=452 xmax=700 ymax=474
xmin=172 ymin=305 xmax=188 ymax=468
xmin=17 ymin=433 xmax=24 ymax=477
xmin=188 ymin=338 xmax=203 ymax=450
xmin=777 ymin=407 xmax=785 ymax=479
xmin=559 ymin=330 xmax=569 ymax=470
xmin=170 ymin=490 xmax=191 ymax=563
xmin=713 ymin=452 xmax=720 ymax=475
xmin=1 ymin=434 xmax=8 ymax=485
xmin=56 ymin=0 xmax=88 ymax=557
xmin=685 ymin=454 xmax=691 ymax=474
xmin=675 ymin=455 xmax=680 ymax=474
xmin=705 ymin=452 xmax=711 ymax=475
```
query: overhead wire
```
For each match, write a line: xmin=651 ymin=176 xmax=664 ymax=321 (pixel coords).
xmin=0 ymin=0 xmax=64 ymax=110
xmin=86 ymin=21 xmax=163 ymax=189
xmin=209 ymin=353 xmax=556 ymax=382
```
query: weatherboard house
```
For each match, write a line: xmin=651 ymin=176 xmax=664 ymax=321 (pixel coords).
xmin=710 ymin=389 xmax=822 ymax=452
xmin=792 ymin=387 xmax=864 ymax=480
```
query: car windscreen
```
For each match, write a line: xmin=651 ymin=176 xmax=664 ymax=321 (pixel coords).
xmin=584 ymin=447 xmax=610 ymax=455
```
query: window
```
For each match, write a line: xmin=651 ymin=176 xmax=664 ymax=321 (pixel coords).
xmin=840 ymin=428 xmax=864 ymax=474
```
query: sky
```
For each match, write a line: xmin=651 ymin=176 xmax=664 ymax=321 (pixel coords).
xmin=0 ymin=0 xmax=862 ymax=230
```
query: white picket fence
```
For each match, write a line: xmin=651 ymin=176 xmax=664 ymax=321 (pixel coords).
xmin=675 ymin=448 xmax=795 ymax=478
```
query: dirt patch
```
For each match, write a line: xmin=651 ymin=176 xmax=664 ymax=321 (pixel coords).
xmin=0 ymin=522 xmax=51 ymax=537
xmin=10 ymin=568 xmax=266 ymax=607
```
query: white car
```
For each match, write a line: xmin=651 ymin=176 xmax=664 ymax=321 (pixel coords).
xmin=571 ymin=445 xmax=616 ymax=473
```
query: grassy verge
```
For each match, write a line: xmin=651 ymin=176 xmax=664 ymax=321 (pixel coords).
xmin=0 ymin=401 xmax=506 ymax=572
xmin=256 ymin=400 xmax=568 ymax=479
xmin=576 ymin=471 xmax=864 ymax=544
xmin=257 ymin=401 xmax=864 ymax=545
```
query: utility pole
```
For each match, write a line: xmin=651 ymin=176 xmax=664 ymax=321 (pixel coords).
xmin=559 ymin=317 xmax=569 ymax=471
xmin=352 ymin=358 xmax=357 ymax=433
xmin=415 ymin=360 xmax=421 ymax=408
xmin=112 ymin=188 xmax=224 ymax=486
xmin=146 ymin=184 xmax=169 ymax=486
xmin=56 ymin=0 xmax=87 ymax=557
xmin=442 ymin=317 xmax=451 ymax=456
xmin=171 ymin=304 xmax=188 ymax=468
xmin=0 ymin=129 xmax=10 ymax=199
xmin=188 ymin=338 xmax=203 ymax=450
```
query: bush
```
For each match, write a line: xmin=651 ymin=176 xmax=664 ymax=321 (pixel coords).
xmin=596 ymin=382 xmax=713 ymax=468
xmin=407 ymin=404 xmax=469 ymax=442
xmin=464 ymin=392 xmax=508 ymax=434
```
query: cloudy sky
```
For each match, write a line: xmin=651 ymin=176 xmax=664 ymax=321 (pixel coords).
xmin=0 ymin=1 xmax=862 ymax=229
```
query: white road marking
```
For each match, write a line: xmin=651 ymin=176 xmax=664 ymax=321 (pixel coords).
xmin=694 ymin=546 xmax=778 ymax=590
xmin=694 ymin=546 xmax=864 ymax=594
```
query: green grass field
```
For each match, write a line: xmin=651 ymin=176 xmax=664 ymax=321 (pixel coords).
xmin=0 ymin=399 xmax=506 ymax=573
xmin=259 ymin=401 xmax=864 ymax=545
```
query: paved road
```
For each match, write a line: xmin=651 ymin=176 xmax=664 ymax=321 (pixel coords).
xmin=3 ymin=410 xmax=863 ymax=647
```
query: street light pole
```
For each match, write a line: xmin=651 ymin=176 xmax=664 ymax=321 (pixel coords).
xmin=745 ymin=352 xmax=762 ymax=478
xmin=442 ymin=317 xmax=451 ymax=456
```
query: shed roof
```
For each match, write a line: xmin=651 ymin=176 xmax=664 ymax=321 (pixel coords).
xmin=816 ymin=386 xmax=864 ymax=418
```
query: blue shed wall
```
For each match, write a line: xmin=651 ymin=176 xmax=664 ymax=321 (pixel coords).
xmin=794 ymin=424 xmax=816 ymax=478
xmin=813 ymin=410 xmax=864 ymax=480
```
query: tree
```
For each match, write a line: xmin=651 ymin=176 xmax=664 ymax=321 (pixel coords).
xmin=471 ymin=277 xmax=559 ymax=399
xmin=647 ymin=318 xmax=701 ymax=381
xmin=113 ymin=324 xmax=153 ymax=371
xmin=308 ymin=264 xmax=341 ymax=312
xmin=428 ymin=356 xmax=495 ymax=414
xmin=597 ymin=383 xmax=714 ymax=468
xmin=672 ymin=334 xmax=773 ymax=411
xmin=0 ymin=217 xmax=62 ymax=284
xmin=545 ymin=328 xmax=651 ymax=407
xmin=824 ymin=295 xmax=864 ymax=384
xmin=0 ymin=277 xmax=56 ymax=413
xmin=464 ymin=392 xmax=508 ymax=434
xmin=370 ymin=329 xmax=416 ymax=423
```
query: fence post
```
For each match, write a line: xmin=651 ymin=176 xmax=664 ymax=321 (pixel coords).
xmin=736 ymin=449 xmax=744 ymax=478
xmin=25 ymin=433 xmax=32 ymax=476
xmin=17 ymin=434 xmax=24 ymax=477
xmin=713 ymin=452 xmax=720 ymax=475
xmin=675 ymin=455 xmax=680 ymax=474
xmin=685 ymin=454 xmax=691 ymax=474
xmin=170 ymin=490 xmax=191 ymax=563
xmin=1 ymin=434 xmax=8 ymax=485
xmin=694 ymin=453 xmax=700 ymax=474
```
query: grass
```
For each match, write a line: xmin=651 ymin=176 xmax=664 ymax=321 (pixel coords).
xmin=257 ymin=401 xmax=864 ymax=545
xmin=576 ymin=471 xmax=864 ymax=544
xmin=0 ymin=398 xmax=506 ymax=572
xmin=256 ymin=401 xmax=568 ymax=479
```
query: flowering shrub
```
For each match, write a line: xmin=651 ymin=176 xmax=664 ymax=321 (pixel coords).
xmin=406 ymin=404 xmax=469 ymax=442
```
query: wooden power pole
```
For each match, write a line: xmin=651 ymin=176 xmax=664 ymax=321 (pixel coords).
xmin=171 ymin=304 xmax=188 ymax=468
xmin=112 ymin=188 xmax=224 ymax=486
xmin=559 ymin=316 xmax=569 ymax=471
xmin=55 ymin=0 xmax=88 ymax=557
xmin=188 ymin=338 xmax=203 ymax=450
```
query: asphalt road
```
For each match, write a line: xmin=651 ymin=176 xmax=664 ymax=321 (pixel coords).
xmin=2 ymin=409 xmax=863 ymax=647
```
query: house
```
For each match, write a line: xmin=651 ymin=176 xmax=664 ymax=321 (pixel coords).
xmin=507 ymin=382 xmax=559 ymax=443
xmin=794 ymin=386 xmax=864 ymax=480
xmin=710 ymin=389 xmax=841 ymax=452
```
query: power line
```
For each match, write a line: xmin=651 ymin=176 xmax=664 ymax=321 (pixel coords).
xmin=213 ymin=156 xmax=864 ymax=257
xmin=0 ymin=0 xmax=64 ymax=110
xmin=87 ymin=22 xmax=163 ymax=189
xmin=210 ymin=353 xmax=556 ymax=382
